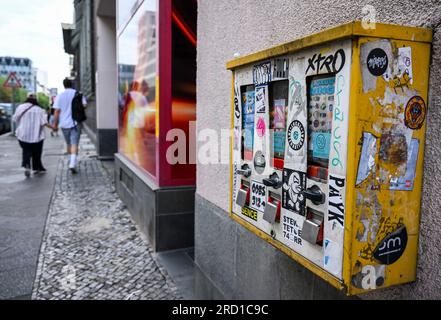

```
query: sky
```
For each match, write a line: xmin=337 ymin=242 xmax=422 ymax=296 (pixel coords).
xmin=0 ymin=0 xmax=74 ymax=92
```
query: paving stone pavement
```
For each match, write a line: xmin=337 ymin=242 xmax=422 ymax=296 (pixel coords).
xmin=32 ymin=136 xmax=182 ymax=300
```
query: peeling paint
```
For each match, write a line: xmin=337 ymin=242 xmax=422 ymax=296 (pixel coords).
xmin=352 ymin=264 xmax=386 ymax=290
xmin=356 ymin=132 xmax=378 ymax=185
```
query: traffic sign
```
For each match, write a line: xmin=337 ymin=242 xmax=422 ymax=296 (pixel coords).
xmin=3 ymin=72 xmax=22 ymax=89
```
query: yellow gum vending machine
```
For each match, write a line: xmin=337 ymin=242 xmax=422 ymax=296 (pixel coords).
xmin=229 ymin=22 xmax=432 ymax=295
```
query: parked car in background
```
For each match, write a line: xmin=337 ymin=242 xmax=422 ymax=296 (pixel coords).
xmin=0 ymin=106 xmax=11 ymax=134
xmin=0 ymin=103 xmax=13 ymax=117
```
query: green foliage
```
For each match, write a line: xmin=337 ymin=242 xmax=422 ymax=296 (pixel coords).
xmin=0 ymin=77 xmax=28 ymax=104
xmin=37 ymin=93 xmax=50 ymax=109
xmin=0 ymin=77 xmax=51 ymax=109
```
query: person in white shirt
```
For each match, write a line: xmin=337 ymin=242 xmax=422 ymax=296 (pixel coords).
xmin=12 ymin=93 xmax=54 ymax=177
xmin=52 ymin=78 xmax=87 ymax=174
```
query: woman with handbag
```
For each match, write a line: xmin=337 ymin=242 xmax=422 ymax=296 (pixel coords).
xmin=12 ymin=93 xmax=55 ymax=177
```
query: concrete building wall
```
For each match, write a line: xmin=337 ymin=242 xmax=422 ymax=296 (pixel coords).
xmin=95 ymin=0 xmax=118 ymax=158
xmin=196 ymin=0 xmax=441 ymax=299
xmin=96 ymin=17 xmax=117 ymax=130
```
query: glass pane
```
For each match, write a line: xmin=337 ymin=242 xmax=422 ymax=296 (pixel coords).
xmin=307 ymin=75 xmax=335 ymax=182
xmin=270 ymin=80 xmax=288 ymax=169
xmin=241 ymin=85 xmax=255 ymax=162
xmin=170 ymin=0 xmax=197 ymax=180
xmin=118 ymin=0 xmax=157 ymax=177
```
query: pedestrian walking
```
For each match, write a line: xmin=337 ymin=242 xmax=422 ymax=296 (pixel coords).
xmin=12 ymin=93 xmax=54 ymax=177
xmin=48 ymin=107 xmax=58 ymax=137
xmin=52 ymin=78 xmax=87 ymax=174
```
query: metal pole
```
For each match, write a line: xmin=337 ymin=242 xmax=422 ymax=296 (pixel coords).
xmin=10 ymin=86 xmax=16 ymax=136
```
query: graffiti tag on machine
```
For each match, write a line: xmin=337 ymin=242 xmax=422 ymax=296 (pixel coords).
xmin=282 ymin=169 xmax=306 ymax=216
xmin=405 ymin=96 xmax=427 ymax=130
xmin=305 ymin=49 xmax=346 ymax=75
xmin=328 ymin=175 xmax=346 ymax=228
xmin=241 ymin=207 xmax=258 ymax=222
xmin=234 ymin=86 xmax=241 ymax=119
xmin=373 ymin=225 xmax=408 ymax=265
xmin=287 ymin=120 xmax=305 ymax=151
xmin=367 ymin=48 xmax=388 ymax=76
xmin=250 ymin=181 xmax=267 ymax=213
xmin=253 ymin=62 xmax=272 ymax=86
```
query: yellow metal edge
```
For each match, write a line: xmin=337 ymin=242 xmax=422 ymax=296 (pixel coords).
xmin=226 ymin=21 xmax=432 ymax=71
xmin=230 ymin=214 xmax=346 ymax=291
xmin=229 ymin=72 xmax=235 ymax=214
xmin=352 ymin=21 xmax=432 ymax=44
xmin=343 ymin=39 xmax=362 ymax=296
xmin=226 ymin=22 xmax=354 ymax=70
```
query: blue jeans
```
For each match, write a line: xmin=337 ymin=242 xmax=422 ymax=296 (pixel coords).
xmin=62 ymin=124 xmax=82 ymax=147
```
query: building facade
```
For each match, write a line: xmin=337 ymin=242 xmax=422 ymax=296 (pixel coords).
xmin=0 ymin=56 xmax=35 ymax=93
xmin=62 ymin=0 xmax=119 ymax=159
xmin=70 ymin=0 xmax=441 ymax=299
xmin=115 ymin=0 xmax=197 ymax=252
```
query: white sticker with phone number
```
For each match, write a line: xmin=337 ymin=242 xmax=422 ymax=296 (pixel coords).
xmin=250 ymin=181 xmax=267 ymax=213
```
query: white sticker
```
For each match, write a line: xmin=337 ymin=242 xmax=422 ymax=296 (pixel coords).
xmin=250 ymin=180 xmax=267 ymax=213
xmin=324 ymin=238 xmax=342 ymax=277
xmin=398 ymin=47 xmax=413 ymax=85
xmin=328 ymin=175 xmax=346 ymax=228
xmin=255 ymin=86 xmax=267 ymax=114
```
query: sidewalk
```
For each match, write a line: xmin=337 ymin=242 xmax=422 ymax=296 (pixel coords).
xmin=0 ymin=130 xmax=64 ymax=299
xmin=31 ymin=135 xmax=181 ymax=300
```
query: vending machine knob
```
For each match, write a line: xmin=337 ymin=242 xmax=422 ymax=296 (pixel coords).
xmin=236 ymin=164 xmax=252 ymax=178
xmin=263 ymin=173 xmax=283 ymax=189
xmin=302 ymin=185 xmax=325 ymax=205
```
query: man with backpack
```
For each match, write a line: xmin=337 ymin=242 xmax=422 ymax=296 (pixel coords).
xmin=53 ymin=78 xmax=87 ymax=174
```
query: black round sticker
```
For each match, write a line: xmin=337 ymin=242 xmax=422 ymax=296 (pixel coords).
xmin=367 ymin=48 xmax=388 ymax=77
xmin=287 ymin=120 xmax=305 ymax=151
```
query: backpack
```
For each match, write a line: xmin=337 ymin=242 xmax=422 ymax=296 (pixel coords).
xmin=71 ymin=91 xmax=87 ymax=123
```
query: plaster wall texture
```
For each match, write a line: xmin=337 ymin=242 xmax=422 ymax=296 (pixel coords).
xmin=196 ymin=0 xmax=441 ymax=299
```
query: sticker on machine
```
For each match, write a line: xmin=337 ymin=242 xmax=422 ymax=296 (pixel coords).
xmin=324 ymin=238 xmax=342 ymax=277
xmin=405 ymin=96 xmax=427 ymax=130
xmin=398 ymin=47 xmax=413 ymax=84
xmin=253 ymin=62 xmax=271 ymax=86
xmin=287 ymin=120 xmax=305 ymax=151
xmin=250 ymin=180 xmax=267 ymax=213
xmin=255 ymin=86 xmax=267 ymax=114
xmin=389 ymin=139 xmax=419 ymax=191
xmin=282 ymin=169 xmax=306 ymax=216
xmin=241 ymin=207 xmax=258 ymax=222
xmin=282 ymin=213 xmax=303 ymax=247
xmin=367 ymin=48 xmax=388 ymax=77
xmin=328 ymin=175 xmax=346 ymax=229
xmin=373 ymin=225 xmax=408 ymax=265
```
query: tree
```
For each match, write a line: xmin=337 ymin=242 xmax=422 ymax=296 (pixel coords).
xmin=37 ymin=93 xmax=50 ymax=110
xmin=0 ymin=77 xmax=28 ymax=104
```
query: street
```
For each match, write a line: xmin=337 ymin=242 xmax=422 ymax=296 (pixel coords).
xmin=0 ymin=131 xmax=182 ymax=300
xmin=0 ymin=130 xmax=63 ymax=299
